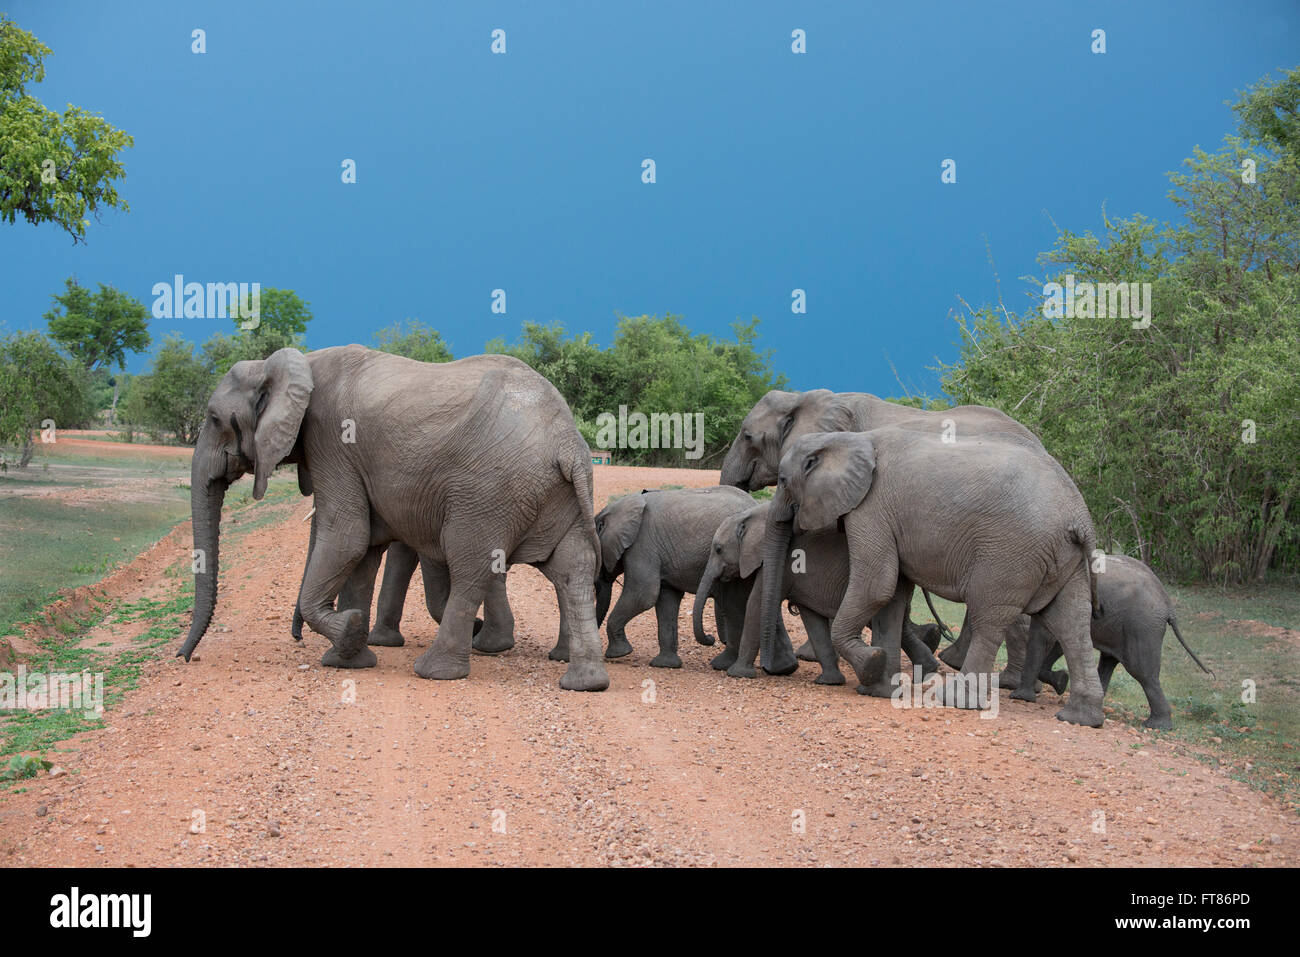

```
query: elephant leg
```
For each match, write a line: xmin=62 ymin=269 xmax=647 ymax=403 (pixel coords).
xmin=725 ymin=585 xmax=763 ymax=678
xmin=419 ymin=555 xmax=489 ymax=646
xmin=942 ymin=605 xmax=1023 ymax=711
xmin=803 ymin=611 xmax=845 ymax=686
xmin=1010 ymin=616 xmax=1053 ymax=703
xmin=338 ymin=544 xmax=385 ymax=635
xmin=412 ymin=587 xmax=481 ymax=680
xmin=368 ymin=543 xmax=416 ymax=647
xmin=605 ymin=577 xmax=657 ymax=660
xmin=938 ymin=626 xmax=972 ymax=670
xmin=901 ymin=617 xmax=942 ymax=678
xmin=1037 ymin=641 xmax=1070 ymax=695
xmin=1096 ymin=652 xmax=1119 ymax=694
xmin=473 ymin=575 xmax=516 ymax=654
xmin=1126 ymin=648 xmax=1173 ymax=730
xmin=1035 ymin=576 xmax=1104 ymax=727
xmin=794 ymin=604 xmax=818 ymax=663
xmin=830 ymin=567 xmax=896 ymax=696
xmin=711 ymin=585 xmax=747 ymax=672
xmin=649 ymin=586 xmax=683 ymax=668
xmin=538 ymin=523 xmax=609 ymax=691
xmin=299 ymin=521 xmax=378 ymax=670
xmin=292 ymin=511 xmax=319 ymax=640
xmin=549 ymin=589 xmax=572 ymax=661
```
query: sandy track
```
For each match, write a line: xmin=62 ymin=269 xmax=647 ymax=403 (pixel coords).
xmin=1 ymin=466 xmax=1295 ymax=867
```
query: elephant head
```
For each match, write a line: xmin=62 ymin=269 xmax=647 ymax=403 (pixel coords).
xmin=592 ymin=492 xmax=647 ymax=626
xmin=692 ymin=503 xmax=767 ymax=645
xmin=757 ymin=431 xmax=875 ymax=671
xmin=719 ymin=390 xmax=858 ymax=490
xmin=180 ymin=348 xmax=313 ymax=661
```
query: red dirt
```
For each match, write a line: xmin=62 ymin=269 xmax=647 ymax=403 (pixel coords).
xmin=1 ymin=466 xmax=1295 ymax=867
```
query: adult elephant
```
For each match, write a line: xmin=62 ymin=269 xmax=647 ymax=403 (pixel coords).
xmin=761 ymin=428 xmax=1105 ymax=727
xmin=720 ymin=389 xmax=1048 ymax=672
xmin=178 ymin=346 xmax=608 ymax=692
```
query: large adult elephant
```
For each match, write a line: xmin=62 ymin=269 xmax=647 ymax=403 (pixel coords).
xmin=178 ymin=346 xmax=608 ymax=691
xmin=761 ymin=428 xmax=1105 ymax=727
xmin=720 ymin=389 xmax=1046 ymax=671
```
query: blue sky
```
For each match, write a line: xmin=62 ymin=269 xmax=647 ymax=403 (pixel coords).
xmin=3 ymin=0 xmax=1297 ymax=395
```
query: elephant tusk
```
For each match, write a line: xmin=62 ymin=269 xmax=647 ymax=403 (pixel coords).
xmin=302 ymin=506 xmax=316 ymax=523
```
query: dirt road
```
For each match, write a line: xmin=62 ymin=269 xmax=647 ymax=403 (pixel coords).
xmin=1 ymin=466 xmax=1295 ymax=866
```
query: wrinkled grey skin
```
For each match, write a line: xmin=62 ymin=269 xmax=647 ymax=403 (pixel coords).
xmin=693 ymin=502 xmax=944 ymax=685
xmin=1004 ymin=555 xmax=1212 ymax=729
xmin=720 ymin=389 xmax=1045 ymax=671
xmin=763 ymin=428 xmax=1105 ymax=727
xmin=290 ymin=539 xmax=521 ymax=654
xmin=584 ymin=486 xmax=796 ymax=669
xmin=180 ymin=346 xmax=608 ymax=692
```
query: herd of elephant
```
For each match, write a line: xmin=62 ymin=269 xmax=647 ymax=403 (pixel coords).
xmin=179 ymin=345 xmax=1211 ymax=729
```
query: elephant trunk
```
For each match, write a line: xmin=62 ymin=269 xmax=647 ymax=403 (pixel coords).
xmin=595 ymin=574 xmax=613 ymax=628
xmin=758 ymin=487 xmax=795 ymax=672
xmin=180 ymin=437 xmax=227 ymax=660
xmin=692 ymin=561 xmax=720 ymax=646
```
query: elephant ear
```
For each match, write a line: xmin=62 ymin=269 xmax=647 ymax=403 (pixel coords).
xmin=738 ymin=515 xmax=766 ymax=579
xmin=813 ymin=393 xmax=857 ymax=433
xmin=600 ymin=494 xmax=646 ymax=573
xmin=795 ymin=435 xmax=876 ymax=533
xmin=253 ymin=349 xmax=313 ymax=500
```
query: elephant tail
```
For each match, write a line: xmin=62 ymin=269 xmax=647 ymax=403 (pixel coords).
xmin=560 ymin=447 xmax=601 ymax=564
xmin=1168 ymin=615 xmax=1214 ymax=677
xmin=921 ymin=588 xmax=956 ymax=643
xmin=1068 ymin=521 xmax=1103 ymax=619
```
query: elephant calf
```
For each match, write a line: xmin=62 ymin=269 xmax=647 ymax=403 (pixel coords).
xmin=1009 ymin=555 xmax=1213 ymax=729
xmin=693 ymin=501 xmax=944 ymax=685
xmin=591 ymin=486 xmax=796 ymax=669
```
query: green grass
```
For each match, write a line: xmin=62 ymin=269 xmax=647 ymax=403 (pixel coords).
xmin=910 ymin=579 xmax=1300 ymax=810
xmin=0 ymin=493 xmax=191 ymax=640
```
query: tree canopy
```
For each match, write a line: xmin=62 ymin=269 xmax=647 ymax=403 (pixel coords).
xmin=0 ymin=16 xmax=133 ymax=243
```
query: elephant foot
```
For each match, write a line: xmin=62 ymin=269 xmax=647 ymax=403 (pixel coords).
xmin=937 ymin=643 xmax=965 ymax=670
xmin=916 ymin=623 xmax=942 ymax=654
xmin=1143 ymin=713 xmax=1173 ymax=731
xmin=1055 ymin=694 xmax=1104 ymax=728
xmin=1009 ymin=685 xmax=1037 ymax=703
xmin=604 ymin=635 xmax=634 ymax=660
xmin=814 ymin=667 xmax=846 ymax=686
xmin=794 ymin=640 xmax=817 ymax=662
xmin=999 ymin=668 xmax=1022 ymax=689
xmin=367 ymin=623 xmax=405 ymax=647
xmin=695 ymin=631 xmax=716 ymax=647
xmin=710 ymin=648 xmax=738 ymax=670
xmin=559 ymin=659 xmax=610 ymax=692
xmin=940 ymin=673 xmax=997 ymax=710
xmin=472 ymin=620 xmax=516 ymax=655
xmin=762 ymin=644 xmax=799 ymax=676
xmin=726 ymin=662 xmax=757 ymax=679
xmin=412 ymin=644 xmax=471 ymax=680
xmin=291 ymin=607 xmax=304 ymax=641
xmin=1045 ymin=668 xmax=1069 ymax=695
xmin=548 ymin=640 xmax=570 ymax=662
xmin=842 ymin=643 xmax=886 ymax=689
xmin=321 ymin=645 xmax=377 ymax=669
xmin=649 ymin=652 xmax=682 ymax=669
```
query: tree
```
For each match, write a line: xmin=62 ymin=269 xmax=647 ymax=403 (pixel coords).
xmin=939 ymin=68 xmax=1300 ymax=584
xmin=124 ymin=336 xmax=214 ymax=445
xmin=373 ymin=319 xmax=454 ymax=362
xmin=0 ymin=16 xmax=132 ymax=243
xmin=0 ymin=331 xmax=90 ymax=467
xmin=43 ymin=277 xmax=151 ymax=418
xmin=202 ymin=327 xmax=304 ymax=378
xmin=240 ymin=287 xmax=311 ymax=338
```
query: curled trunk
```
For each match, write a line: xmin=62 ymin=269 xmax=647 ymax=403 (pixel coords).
xmin=692 ymin=561 xmax=719 ymax=646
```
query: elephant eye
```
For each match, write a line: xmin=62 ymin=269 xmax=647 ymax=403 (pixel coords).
xmin=742 ymin=431 xmax=752 ymax=443
xmin=804 ymin=455 xmax=818 ymax=473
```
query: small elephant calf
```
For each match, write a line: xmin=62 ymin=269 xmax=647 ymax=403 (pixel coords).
xmin=1011 ymin=555 xmax=1212 ymax=729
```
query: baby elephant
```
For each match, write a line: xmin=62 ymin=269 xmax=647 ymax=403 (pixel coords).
xmin=1010 ymin=555 xmax=1212 ymax=729
xmin=595 ymin=486 xmax=795 ymax=668
xmin=693 ymin=501 xmax=944 ymax=685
